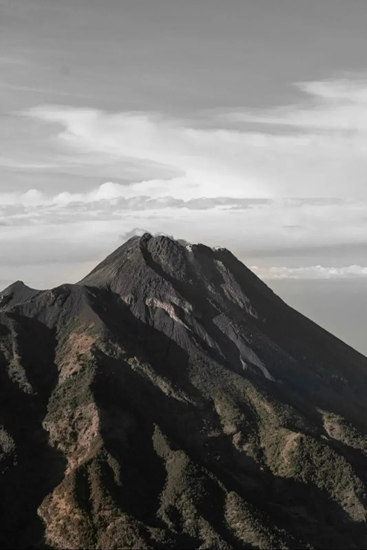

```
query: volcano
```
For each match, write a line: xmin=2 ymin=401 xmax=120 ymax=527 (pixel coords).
xmin=1 ymin=233 xmax=367 ymax=549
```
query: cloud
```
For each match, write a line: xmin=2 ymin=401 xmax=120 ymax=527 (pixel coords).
xmin=252 ymin=264 xmax=367 ymax=280
xmin=225 ymin=78 xmax=367 ymax=132
xmin=0 ymin=182 xmax=270 ymax=214
xmin=2 ymin=75 xmax=367 ymax=288
xmin=298 ymin=79 xmax=367 ymax=102
xmin=119 ymin=227 xmax=150 ymax=241
xmin=1 ymin=183 xmax=365 ymax=268
xmin=24 ymin=106 xmax=266 ymax=199
xmin=24 ymin=79 xmax=367 ymax=200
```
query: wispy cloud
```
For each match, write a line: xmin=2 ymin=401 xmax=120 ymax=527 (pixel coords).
xmin=0 ymin=182 xmax=270 ymax=210
xmin=253 ymin=264 xmax=367 ymax=280
xmin=1 ymin=76 xmax=367 ymax=286
xmin=24 ymin=78 xmax=367 ymax=199
xmin=224 ymin=78 xmax=367 ymax=132
xmin=0 ymin=181 xmax=365 ymax=273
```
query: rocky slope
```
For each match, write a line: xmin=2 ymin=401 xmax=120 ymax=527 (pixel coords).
xmin=1 ymin=233 xmax=367 ymax=549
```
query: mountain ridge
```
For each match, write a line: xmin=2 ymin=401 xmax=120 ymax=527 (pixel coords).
xmin=1 ymin=234 xmax=367 ymax=549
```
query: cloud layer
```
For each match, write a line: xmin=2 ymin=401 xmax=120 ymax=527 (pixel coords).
xmin=24 ymin=78 xmax=367 ymax=200
xmin=1 ymin=77 xmax=367 ymax=288
xmin=227 ymin=78 xmax=367 ymax=130
xmin=252 ymin=264 xmax=367 ymax=280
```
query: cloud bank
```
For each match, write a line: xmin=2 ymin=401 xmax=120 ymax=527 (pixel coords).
xmin=252 ymin=264 xmax=367 ymax=280
xmin=24 ymin=77 xmax=367 ymax=201
xmin=1 ymin=77 xmax=367 ymax=287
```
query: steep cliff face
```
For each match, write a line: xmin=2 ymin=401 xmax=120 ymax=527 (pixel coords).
xmin=1 ymin=233 xmax=367 ymax=549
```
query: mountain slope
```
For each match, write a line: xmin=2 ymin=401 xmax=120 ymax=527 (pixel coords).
xmin=1 ymin=233 xmax=367 ymax=549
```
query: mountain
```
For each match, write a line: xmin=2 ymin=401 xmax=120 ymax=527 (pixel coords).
xmin=1 ymin=233 xmax=367 ymax=549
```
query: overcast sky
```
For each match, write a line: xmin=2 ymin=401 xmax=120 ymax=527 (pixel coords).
xmin=1 ymin=0 xmax=367 ymax=353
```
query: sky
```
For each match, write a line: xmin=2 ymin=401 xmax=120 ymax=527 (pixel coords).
xmin=1 ymin=0 xmax=367 ymax=354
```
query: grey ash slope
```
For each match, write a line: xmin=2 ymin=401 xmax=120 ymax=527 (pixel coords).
xmin=1 ymin=233 xmax=367 ymax=549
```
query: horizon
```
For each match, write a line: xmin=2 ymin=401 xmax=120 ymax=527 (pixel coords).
xmin=1 ymin=0 xmax=367 ymax=354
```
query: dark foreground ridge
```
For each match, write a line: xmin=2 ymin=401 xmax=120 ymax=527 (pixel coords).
xmin=1 ymin=233 xmax=367 ymax=549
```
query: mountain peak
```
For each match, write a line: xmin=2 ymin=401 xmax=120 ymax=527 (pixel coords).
xmin=80 ymin=233 xmax=272 ymax=307
xmin=80 ymin=233 xmax=201 ymax=290
xmin=0 ymin=280 xmax=39 ymax=309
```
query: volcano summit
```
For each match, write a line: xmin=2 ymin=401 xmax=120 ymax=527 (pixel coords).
xmin=1 ymin=234 xmax=367 ymax=549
